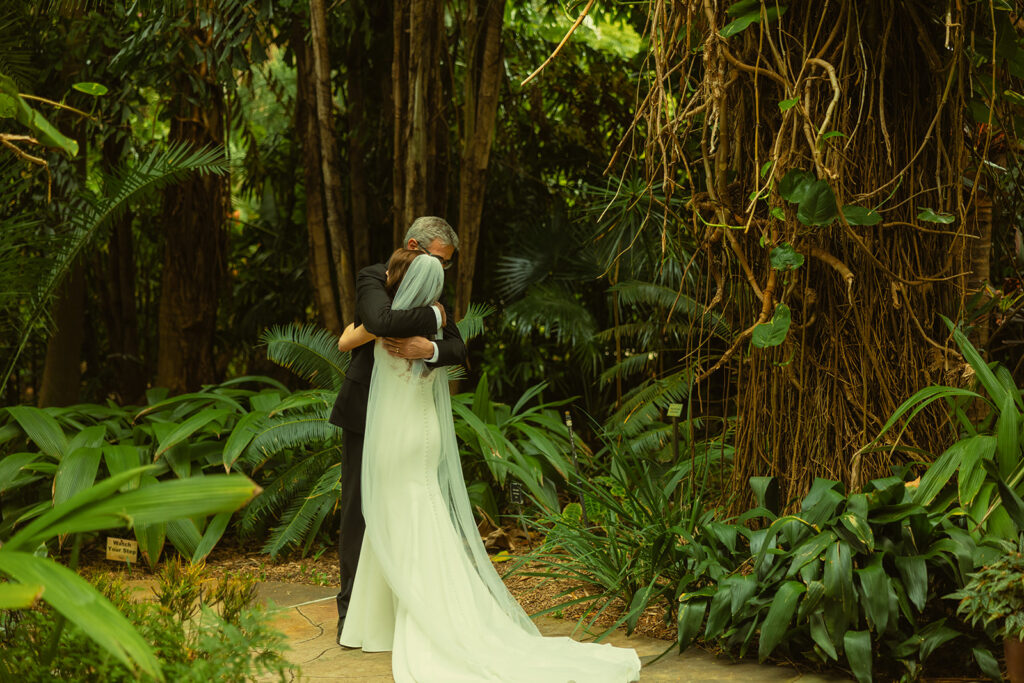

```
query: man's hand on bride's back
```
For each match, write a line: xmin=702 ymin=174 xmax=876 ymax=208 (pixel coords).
xmin=383 ymin=336 xmax=434 ymax=360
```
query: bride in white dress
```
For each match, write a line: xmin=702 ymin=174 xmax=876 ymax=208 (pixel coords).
xmin=337 ymin=253 xmax=641 ymax=682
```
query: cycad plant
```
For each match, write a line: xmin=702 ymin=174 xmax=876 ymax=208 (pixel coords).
xmin=247 ymin=304 xmax=495 ymax=556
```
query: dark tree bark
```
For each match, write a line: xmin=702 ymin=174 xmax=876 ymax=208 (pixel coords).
xmin=295 ymin=18 xmax=342 ymax=334
xmin=37 ymin=262 xmax=85 ymax=407
xmin=392 ymin=0 xmax=447 ymax=246
xmin=155 ymin=89 xmax=228 ymax=394
xmin=310 ymin=0 xmax=357 ymax=324
xmin=455 ymin=0 xmax=505 ymax=321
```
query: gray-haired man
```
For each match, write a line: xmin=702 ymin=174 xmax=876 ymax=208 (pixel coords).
xmin=328 ymin=216 xmax=467 ymax=643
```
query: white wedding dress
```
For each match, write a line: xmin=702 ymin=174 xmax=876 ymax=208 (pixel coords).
xmin=338 ymin=256 xmax=641 ymax=683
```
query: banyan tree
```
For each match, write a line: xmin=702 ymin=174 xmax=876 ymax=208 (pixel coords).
xmin=625 ymin=1 xmax=1024 ymax=505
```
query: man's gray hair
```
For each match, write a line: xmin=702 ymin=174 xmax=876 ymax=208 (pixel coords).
xmin=404 ymin=216 xmax=460 ymax=251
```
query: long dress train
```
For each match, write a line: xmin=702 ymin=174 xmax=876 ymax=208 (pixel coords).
xmin=339 ymin=343 xmax=641 ymax=683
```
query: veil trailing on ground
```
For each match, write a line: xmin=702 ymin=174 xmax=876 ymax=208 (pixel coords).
xmin=364 ymin=254 xmax=539 ymax=637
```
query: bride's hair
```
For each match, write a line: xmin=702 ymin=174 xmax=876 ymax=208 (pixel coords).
xmin=385 ymin=248 xmax=421 ymax=296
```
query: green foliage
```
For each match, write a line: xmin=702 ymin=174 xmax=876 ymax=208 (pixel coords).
xmin=526 ymin=433 xmax=734 ymax=640
xmin=0 ymin=465 xmax=260 ymax=680
xmin=720 ymin=1 xmax=787 ymax=39
xmin=866 ymin=317 xmax=1024 ymax=540
xmin=452 ymin=375 xmax=575 ymax=514
xmin=950 ymin=535 xmax=1024 ymax=641
xmin=0 ymin=563 xmax=295 ymax=682
xmin=750 ymin=303 xmax=791 ymax=348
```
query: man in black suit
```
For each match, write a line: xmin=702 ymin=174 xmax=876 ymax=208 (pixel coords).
xmin=329 ymin=216 xmax=467 ymax=643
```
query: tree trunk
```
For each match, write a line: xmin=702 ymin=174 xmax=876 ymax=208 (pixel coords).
xmin=455 ymin=0 xmax=505 ymax=321
xmin=309 ymin=0 xmax=357 ymax=324
xmin=393 ymin=0 xmax=447 ymax=245
xmin=37 ymin=262 xmax=86 ymax=407
xmin=346 ymin=28 xmax=372 ymax=272
xmin=295 ymin=19 xmax=342 ymax=334
xmin=155 ymin=89 xmax=228 ymax=394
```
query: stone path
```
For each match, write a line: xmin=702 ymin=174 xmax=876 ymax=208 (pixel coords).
xmin=257 ymin=582 xmax=850 ymax=682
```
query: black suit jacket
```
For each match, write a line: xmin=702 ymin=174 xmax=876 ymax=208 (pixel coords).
xmin=328 ymin=262 xmax=467 ymax=434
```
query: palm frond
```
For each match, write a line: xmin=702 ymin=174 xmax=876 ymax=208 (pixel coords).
xmin=503 ymin=284 xmax=597 ymax=346
xmin=261 ymin=323 xmax=349 ymax=391
xmin=495 ymin=254 xmax=549 ymax=300
xmin=0 ymin=142 xmax=230 ymax=397
xmin=609 ymin=280 xmax=731 ymax=337
xmin=456 ymin=302 xmax=496 ymax=341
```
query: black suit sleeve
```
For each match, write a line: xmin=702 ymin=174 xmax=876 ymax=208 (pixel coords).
xmin=428 ymin=307 xmax=467 ymax=368
xmin=356 ymin=265 xmax=438 ymax=338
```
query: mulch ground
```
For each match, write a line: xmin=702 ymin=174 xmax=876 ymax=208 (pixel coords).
xmin=73 ymin=530 xmax=676 ymax=643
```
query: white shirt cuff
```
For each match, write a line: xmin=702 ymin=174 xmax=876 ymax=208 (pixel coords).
xmin=428 ymin=342 xmax=440 ymax=364
xmin=432 ymin=304 xmax=443 ymax=330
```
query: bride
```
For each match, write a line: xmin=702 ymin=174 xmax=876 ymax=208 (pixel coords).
xmin=336 ymin=252 xmax=641 ymax=682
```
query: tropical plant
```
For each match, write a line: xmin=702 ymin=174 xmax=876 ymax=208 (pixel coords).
xmin=676 ymin=474 xmax=1000 ymax=683
xmin=865 ymin=317 xmax=1024 ymax=541
xmin=0 ymin=376 xmax=289 ymax=567
xmin=951 ymin=535 xmax=1024 ymax=642
xmin=0 ymin=560 xmax=295 ymax=681
xmin=523 ymin=428 xmax=734 ymax=641
xmin=0 ymin=465 xmax=260 ymax=680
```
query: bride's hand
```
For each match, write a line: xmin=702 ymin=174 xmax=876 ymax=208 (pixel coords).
xmin=433 ymin=302 xmax=447 ymax=328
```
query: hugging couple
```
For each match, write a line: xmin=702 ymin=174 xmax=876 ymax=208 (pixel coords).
xmin=329 ymin=216 xmax=640 ymax=682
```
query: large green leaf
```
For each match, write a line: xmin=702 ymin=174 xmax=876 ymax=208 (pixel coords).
xmin=5 ymin=468 xmax=259 ymax=551
xmin=841 ymin=205 xmax=882 ymax=226
xmin=0 ymin=552 xmax=160 ymax=678
xmin=154 ymin=408 xmax=232 ymax=459
xmin=6 ymin=405 xmax=67 ymax=459
xmin=0 ymin=582 xmax=43 ymax=609
xmin=222 ymin=410 xmax=265 ymax=471
xmin=0 ymin=452 xmax=41 ymax=494
xmin=787 ymin=531 xmax=835 ymax=577
xmin=704 ymin=584 xmax=733 ymax=639
xmin=796 ymin=180 xmax=838 ymax=226
xmin=894 ymin=554 xmax=927 ymax=612
xmin=914 ymin=435 xmax=995 ymax=506
xmin=995 ymin=390 xmax=1021 ymax=478
xmin=720 ymin=2 xmax=787 ymax=38
xmin=191 ymin=511 xmax=231 ymax=563
xmin=778 ymin=169 xmax=815 ymax=203
xmin=809 ymin=612 xmax=838 ymax=660
xmin=758 ymin=581 xmax=806 ymax=660
xmin=751 ymin=303 xmax=791 ymax=348
xmin=53 ymin=446 xmax=103 ymax=506
xmin=844 ymin=630 xmax=872 ymax=683
xmin=166 ymin=518 xmax=202 ymax=558
xmin=770 ymin=243 xmax=804 ymax=271
xmin=677 ymin=597 xmax=707 ymax=652
xmin=856 ymin=555 xmax=890 ymax=633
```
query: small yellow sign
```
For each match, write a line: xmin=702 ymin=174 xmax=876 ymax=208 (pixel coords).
xmin=106 ymin=537 xmax=138 ymax=563
xmin=666 ymin=403 xmax=683 ymax=418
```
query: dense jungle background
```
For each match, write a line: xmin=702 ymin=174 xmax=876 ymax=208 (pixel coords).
xmin=4 ymin=1 xmax=1024 ymax=681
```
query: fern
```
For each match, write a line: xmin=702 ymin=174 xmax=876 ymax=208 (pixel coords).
xmin=261 ymin=324 xmax=349 ymax=391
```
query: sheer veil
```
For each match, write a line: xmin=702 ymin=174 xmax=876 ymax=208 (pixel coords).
xmin=365 ymin=254 xmax=539 ymax=636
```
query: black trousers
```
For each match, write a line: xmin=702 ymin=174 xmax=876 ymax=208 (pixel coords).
xmin=336 ymin=428 xmax=365 ymax=621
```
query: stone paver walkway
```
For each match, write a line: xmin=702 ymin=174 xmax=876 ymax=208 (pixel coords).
xmin=257 ymin=582 xmax=850 ymax=682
